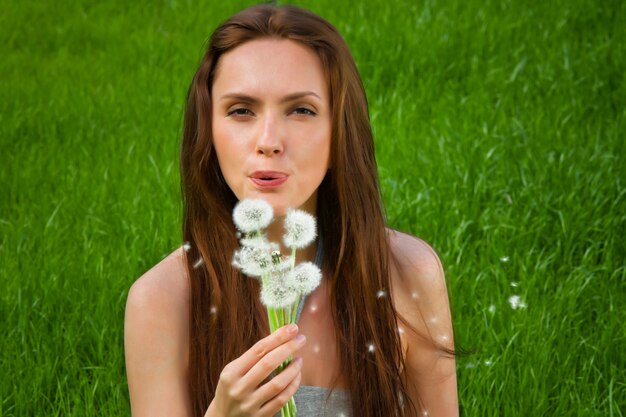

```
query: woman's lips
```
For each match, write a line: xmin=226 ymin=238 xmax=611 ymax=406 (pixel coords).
xmin=250 ymin=171 xmax=288 ymax=189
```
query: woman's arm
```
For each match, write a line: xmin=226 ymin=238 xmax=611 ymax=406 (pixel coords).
xmin=391 ymin=232 xmax=459 ymax=417
xmin=124 ymin=249 xmax=193 ymax=416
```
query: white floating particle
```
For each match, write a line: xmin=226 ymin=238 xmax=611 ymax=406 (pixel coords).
xmin=488 ymin=304 xmax=496 ymax=314
xmin=427 ymin=317 xmax=438 ymax=325
xmin=193 ymin=257 xmax=204 ymax=269
xmin=422 ymin=410 xmax=429 ymax=416
xmin=397 ymin=327 xmax=405 ymax=335
xmin=411 ymin=291 xmax=419 ymax=300
xmin=312 ymin=344 xmax=320 ymax=354
xmin=310 ymin=304 xmax=318 ymax=313
xmin=210 ymin=305 xmax=217 ymax=314
xmin=508 ymin=295 xmax=527 ymax=310
xmin=376 ymin=289 xmax=387 ymax=299
xmin=484 ymin=359 xmax=493 ymax=366
xmin=367 ymin=342 xmax=375 ymax=353
xmin=439 ymin=334 xmax=450 ymax=342
xmin=510 ymin=281 xmax=519 ymax=287
xmin=500 ymin=256 xmax=510 ymax=262
xmin=183 ymin=242 xmax=191 ymax=252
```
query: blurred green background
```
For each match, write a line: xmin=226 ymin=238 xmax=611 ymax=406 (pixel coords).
xmin=1 ymin=0 xmax=624 ymax=415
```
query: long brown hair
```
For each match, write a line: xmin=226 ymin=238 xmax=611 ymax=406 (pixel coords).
xmin=181 ymin=3 xmax=430 ymax=416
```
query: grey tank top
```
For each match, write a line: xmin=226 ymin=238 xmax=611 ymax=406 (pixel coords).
xmin=274 ymin=239 xmax=353 ymax=417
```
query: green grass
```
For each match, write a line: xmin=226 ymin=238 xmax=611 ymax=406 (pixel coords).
xmin=1 ymin=0 xmax=624 ymax=415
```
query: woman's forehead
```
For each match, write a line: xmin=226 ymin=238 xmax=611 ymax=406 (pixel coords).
xmin=212 ymin=38 xmax=329 ymax=101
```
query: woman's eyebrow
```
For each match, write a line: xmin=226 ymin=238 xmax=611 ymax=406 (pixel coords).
xmin=219 ymin=91 xmax=322 ymax=103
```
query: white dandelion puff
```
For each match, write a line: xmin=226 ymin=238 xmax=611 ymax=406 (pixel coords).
xmin=232 ymin=244 xmax=273 ymax=277
xmin=508 ymin=295 xmax=527 ymax=310
xmin=488 ymin=304 xmax=496 ymax=314
xmin=183 ymin=242 xmax=191 ymax=252
xmin=260 ymin=279 xmax=298 ymax=308
xmin=283 ymin=209 xmax=317 ymax=248
xmin=500 ymin=256 xmax=510 ymax=263
xmin=484 ymin=359 xmax=493 ymax=366
xmin=233 ymin=199 xmax=274 ymax=233
xmin=284 ymin=262 xmax=322 ymax=295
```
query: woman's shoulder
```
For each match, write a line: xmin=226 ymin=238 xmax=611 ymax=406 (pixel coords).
xmin=127 ymin=246 xmax=190 ymax=310
xmin=124 ymin=248 xmax=192 ymax=414
xmin=385 ymin=227 xmax=446 ymax=288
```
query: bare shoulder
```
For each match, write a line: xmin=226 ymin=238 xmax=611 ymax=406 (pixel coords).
xmin=124 ymin=246 xmax=192 ymax=416
xmin=385 ymin=227 xmax=454 ymax=350
xmin=386 ymin=228 xmax=448 ymax=298
xmin=386 ymin=228 xmax=459 ymax=416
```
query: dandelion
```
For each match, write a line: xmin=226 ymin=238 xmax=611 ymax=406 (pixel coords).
xmin=283 ymin=209 xmax=316 ymax=248
xmin=232 ymin=244 xmax=273 ymax=277
xmin=261 ymin=278 xmax=298 ymax=308
xmin=508 ymin=295 xmax=527 ymax=310
xmin=233 ymin=199 xmax=273 ymax=233
xmin=284 ymin=262 xmax=322 ymax=295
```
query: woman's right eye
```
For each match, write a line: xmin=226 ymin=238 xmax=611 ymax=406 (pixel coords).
xmin=227 ymin=108 xmax=253 ymax=117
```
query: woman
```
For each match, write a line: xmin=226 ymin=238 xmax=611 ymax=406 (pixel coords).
xmin=124 ymin=3 xmax=458 ymax=417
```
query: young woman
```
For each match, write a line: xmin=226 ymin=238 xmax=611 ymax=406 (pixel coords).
xmin=124 ymin=3 xmax=458 ymax=417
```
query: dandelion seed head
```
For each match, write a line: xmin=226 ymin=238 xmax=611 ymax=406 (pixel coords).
xmin=508 ymin=295 xmax=527 ymax=310
xmin=284 ymin=262 xmax=322 ymax=295
xmin=283 ymin=209 xmax=316 ymax=248
xmin=232 ymin=244 xmax=273 ymax=277
xmin=193 ymin=257 xmax=204 ymax=269
xmin=376 ymin=289 xmax=387 ymax=299
xmin=260 ymin=280 xmax=298 ymax=308
xmin=183 ymin=242 xmax=191 ymax=252
xmin=500 ymin=256 xmax=510 ymax=263
xmin=233 ymin=199 xmax=273 ymax=233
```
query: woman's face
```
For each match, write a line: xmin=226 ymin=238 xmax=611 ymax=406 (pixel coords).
xmin=211 ymin=38 xmax=331 ymax=217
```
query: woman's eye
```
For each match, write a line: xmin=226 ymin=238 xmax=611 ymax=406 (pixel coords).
xmin=293 ymin=107 xmax=316 ymax=116
xmin=227 ymin=108 xmax=253 ymax=117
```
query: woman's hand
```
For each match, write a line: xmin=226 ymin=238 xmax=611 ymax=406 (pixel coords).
xmin=205 ymin=324 xmax=306 ymax=417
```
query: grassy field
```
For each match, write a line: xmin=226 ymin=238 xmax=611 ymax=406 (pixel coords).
xmin=1 ymin=0 xmax=624 ymax=415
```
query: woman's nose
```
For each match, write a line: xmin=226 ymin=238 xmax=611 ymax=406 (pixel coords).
xmin=255 ymin=113 xmax=284 ymax=156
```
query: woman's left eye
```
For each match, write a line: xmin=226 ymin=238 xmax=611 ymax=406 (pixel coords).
xmin=293 ymin=107 xmax=317 ymax=116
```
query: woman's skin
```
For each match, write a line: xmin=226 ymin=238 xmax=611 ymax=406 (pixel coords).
xmin=125 ymin=38 xmax=458 ymax=417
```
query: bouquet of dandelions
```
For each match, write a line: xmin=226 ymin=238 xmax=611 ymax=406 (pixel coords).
xmin=231 ymin=199 xmax=321 ymax=417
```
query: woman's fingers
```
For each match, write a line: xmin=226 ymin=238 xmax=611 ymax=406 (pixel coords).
xmin=257 ymin=365 xmax=302 ymax=417
xmin=247 ymin=356 xmax=303 ymax=408
xmin=243 ymin=334 xmax=306 ymax=389
xmin=220 ymin=324 xmax=299 ymax=381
